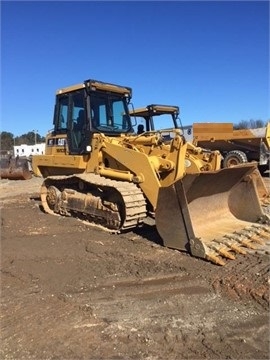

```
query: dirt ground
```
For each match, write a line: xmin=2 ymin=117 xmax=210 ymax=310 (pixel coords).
xmin=1 ymin=175 xmax=269 ymax=360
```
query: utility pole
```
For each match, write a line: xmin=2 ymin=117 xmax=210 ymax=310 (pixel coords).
xmin=33 ymin=130 xmax=38 ymax=145
xmin=13 ymin=137 xmax=16 ymax=156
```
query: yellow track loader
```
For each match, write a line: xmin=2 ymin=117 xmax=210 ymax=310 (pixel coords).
xmin=32 ymin=79 xmax=270 ymax=265
xmin=129 ymin=104 xmax=270 ymax=213
xmin=129 ymin=104 xmax=222 ymax=173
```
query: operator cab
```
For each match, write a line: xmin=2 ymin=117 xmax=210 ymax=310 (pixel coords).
xmin=129 ymin=104 xmax=182 ymax=141
xmin=53 ymin=79 xmax=133 ymax=154
xmin=130 ymin=104 xmax=181 ymax=131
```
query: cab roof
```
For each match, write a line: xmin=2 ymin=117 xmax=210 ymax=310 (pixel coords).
xmin=56 ymin=79 xmax=132 ymax=97
xmin=130 ymin=104 xmax=179 ymax=117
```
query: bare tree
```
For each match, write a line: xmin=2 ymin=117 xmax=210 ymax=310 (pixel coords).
xmin=234 ymin=119 xmax=268 ymax=130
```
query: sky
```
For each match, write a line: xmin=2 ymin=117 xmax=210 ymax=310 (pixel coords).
xmin=1 ymin=0 xmax=269 ymax=137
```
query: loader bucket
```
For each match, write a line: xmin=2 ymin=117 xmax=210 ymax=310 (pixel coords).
xmin=251 ymin=168 xmax=270 ymax=207
xmin=0 ymin=157 xmax=32 ymax=180
xmin=155 ymin=164 xmax=270 ymax=265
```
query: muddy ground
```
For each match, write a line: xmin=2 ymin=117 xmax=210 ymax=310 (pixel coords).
xmin=1 ymin=175 xmax=269 ymax=360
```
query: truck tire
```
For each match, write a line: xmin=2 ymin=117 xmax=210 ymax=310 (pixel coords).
xmin=223 ymin=150 xmax=248 ymax=168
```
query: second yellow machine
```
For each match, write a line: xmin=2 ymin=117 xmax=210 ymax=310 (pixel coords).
xmin=32 ymin=78 xmax=270 ymax=266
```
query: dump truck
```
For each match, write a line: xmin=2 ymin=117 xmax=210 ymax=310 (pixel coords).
xmin=32 ymin=79 xmax=270 ymax=266
xmin=192 ymin=122 xmax=270 ymax=172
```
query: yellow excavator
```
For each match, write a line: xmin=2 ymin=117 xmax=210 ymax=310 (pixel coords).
xmin=32 ymin=79 xmax=270 ymax=265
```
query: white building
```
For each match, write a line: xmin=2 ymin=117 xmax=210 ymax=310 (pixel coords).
xmin=14 ymin=143 xmax=46 ymax=157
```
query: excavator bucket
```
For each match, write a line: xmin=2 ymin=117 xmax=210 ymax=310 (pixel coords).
xmin=155 ymin=164 xmax=270 ymax=265
xmin=0 ymin=157 xmax=32 ymax=180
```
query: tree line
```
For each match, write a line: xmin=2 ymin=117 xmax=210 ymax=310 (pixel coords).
xmin=233 ymin=119 xmax=267 ymax=130
xmin=0 ymin=119 xmax=268 ymax=151
xmin=0 ymin=131 xmax=46 ymax=151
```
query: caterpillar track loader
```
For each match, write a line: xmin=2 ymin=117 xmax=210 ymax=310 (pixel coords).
xmin=32 ymin=79 xmax=270 ymax=266
xmin=129 ymin=104 xmax=222 ymax=173
xmin=130 ymin=104 xmax=270 ymax=213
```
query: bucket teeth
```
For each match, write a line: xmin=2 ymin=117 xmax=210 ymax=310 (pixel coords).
xmin=206 ymin=253 xmax=226 ymax=266
xmin=210 ymin=245 xmax=235 ymax=260
xmin=224 ymin=234 xmax=257 ymax=249
xmin=252 ymin=231 xmax=267 ymax=239
xmin=238 ymin=239 xmax=257 ymax=249
xmin=234 ymin=230 xmax=265 ymax=245
xmin=213 ymin=239 xmax=246 ymax=255
xmin=248 ymin=236 xmax=264 ymax=245
xmin=249 ymin=225 xmax=270 ymax=239
xmin=208 ymin=243 xmax=235 ymax=261
xmin=226 ymin=243 xmax=247 ymax=255
xmin=257 ymin=225 xmax=270 ymax=233
xmin=217 ymin=248 xmax=235 ymax=260
xmin=205 ymin=222 xmax=270 ymax=266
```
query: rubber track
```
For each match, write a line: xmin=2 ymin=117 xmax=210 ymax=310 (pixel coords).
xmin=41 ymin=173 xmax=147 ymax=231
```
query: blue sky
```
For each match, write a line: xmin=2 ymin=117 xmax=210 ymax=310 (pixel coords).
xmin=1 ymin=1 xmax=269 ymax=137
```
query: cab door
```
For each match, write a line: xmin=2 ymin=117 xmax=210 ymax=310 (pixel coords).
xmin=63 ymin=90 xmax=91 ymax=155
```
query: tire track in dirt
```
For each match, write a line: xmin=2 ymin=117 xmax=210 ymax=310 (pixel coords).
xmin=1 ymin=176 xmax=270 ymax=359
xmin=212 ymin=253 xmax=269 ymax=309
xmin=129 ymin=224 xmax=270 ymax=309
